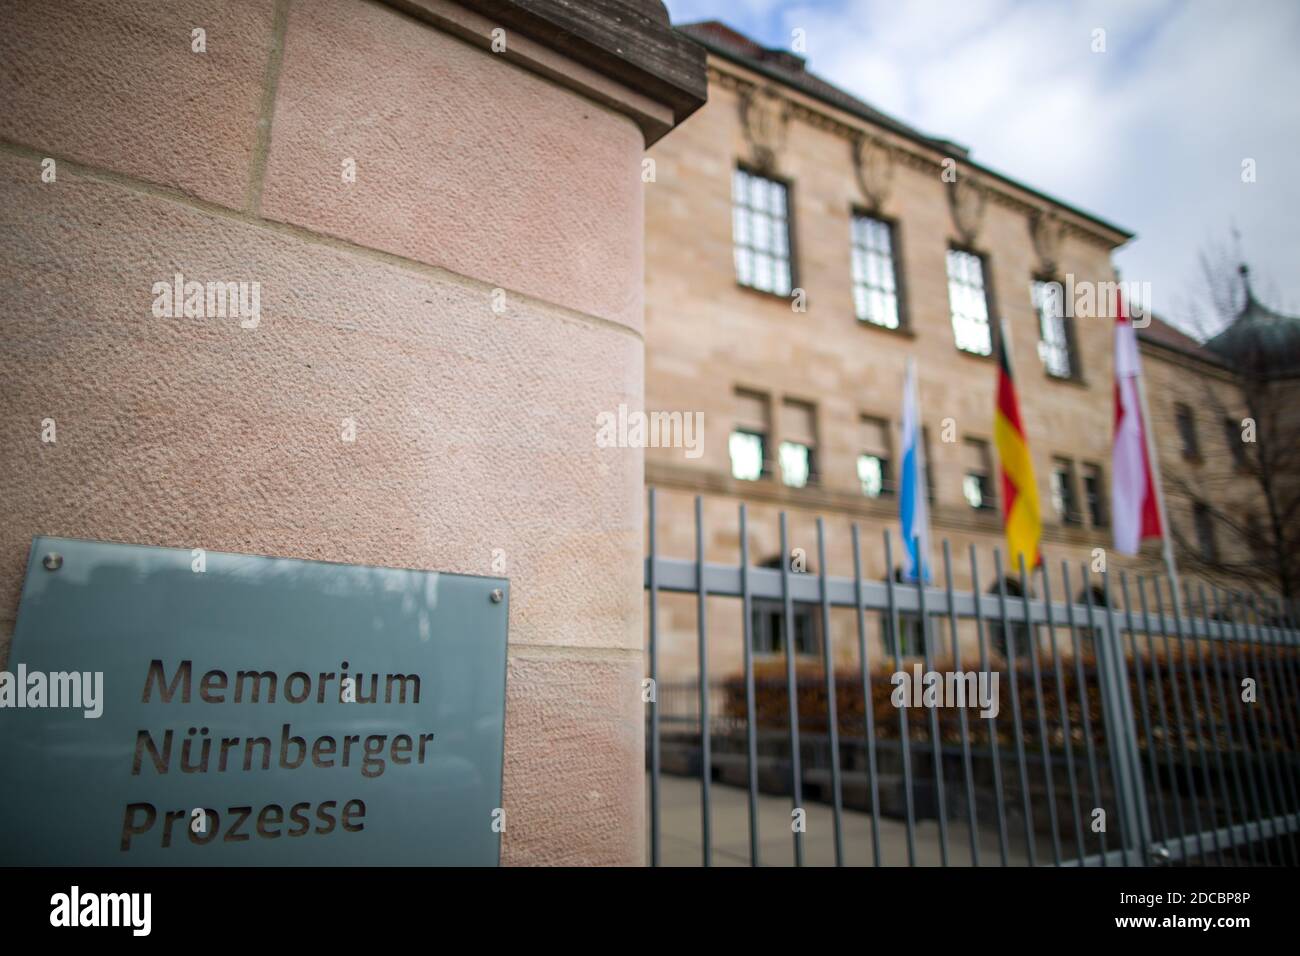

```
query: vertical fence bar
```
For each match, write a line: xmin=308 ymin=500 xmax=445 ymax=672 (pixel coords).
xmin=1168 ymin=577 xmax=1220 ymax=865
xmin=739 ymin=503 xmax=760 ymax=867
xmin=1205 ymin=585 xmax=1254 ymax=865
xmin=1064 ymin=562 xmax=1106 ymax=864
xmin=1039 ymin=561 xmax=1084 ymax=862
xmin=1152 ymin=576 xmax=1207 ymax=865
xmin=1097 ymin=568 xmax=1143 ymax=867
xmin=694 ymin=496 xmax=711 ymax=867
xmin=918 ymin=540 xmax=949 ymax=867
xmin=817 ymin=519 xmax=845 ymax=866
xmin=1244 ymin=595 xmax=1299 ymax=863
xmin=943 ymin=541 xmax=979 ymax=866
xmin=1019 ymin=553 xmax=1061 ymax=866
xmin=1191 ymin=582 xmax=1240 ymax=865
xmin=1120 ymin=571 xmax=1168 ymax=858
xmin=648 ymin=488 xmax=661 ymax=868
xmin=1214 ymin=589 xmax=1271 ymax=864
xmin=1136 ymin=576 xmax=1186 ymax=860
xmin=1270 ymin=597 xmax=1300 ymax=824
xmin=884 ymin=530 xmax=917 ymax=866
xmin=970 ymin=545 xmax=1009 ymax=866
xmin=852 ymin=525 xmax=882 ymax=867
xmin=780 ymin=513 xmax=805 ymax=867
xmin=995 ymin=549 xmax=1036 ymax=866
xmin=1229 ymin=593 xmax=1289 ymax=864
xmin=1272 ymin=597 xmax=1300 ymax=843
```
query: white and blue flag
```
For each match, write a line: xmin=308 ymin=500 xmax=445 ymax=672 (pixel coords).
xmin=899 ymin=358 xmax=932 ymax=583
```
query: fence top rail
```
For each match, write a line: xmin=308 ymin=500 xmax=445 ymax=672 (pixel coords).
xmin=645 ymin=556 xmax=1298 ymax=647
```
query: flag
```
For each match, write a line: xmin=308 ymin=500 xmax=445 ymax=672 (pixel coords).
xmin=1112 ymin=292 xmax=1163 ymax=554
xmin=899 ymin=358 xmax=931 ymax=582
xmin=994 ymin=329 xmax=1042 ymax=570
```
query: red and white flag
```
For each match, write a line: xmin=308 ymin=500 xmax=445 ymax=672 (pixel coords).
xmin=1112 ymin=293 xmax=1163 ymax=554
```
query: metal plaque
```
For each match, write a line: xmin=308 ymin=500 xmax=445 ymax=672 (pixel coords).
xmin=0 ymin=537 xmax=508 ymax=865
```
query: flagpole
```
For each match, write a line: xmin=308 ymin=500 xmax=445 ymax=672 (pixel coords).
xmin=1128 ymin=301 xmax=1183 ymax=615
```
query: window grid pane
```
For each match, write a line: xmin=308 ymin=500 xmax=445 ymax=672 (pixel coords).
xmin=732 ymin=168 xmax=793 ymax=297
xmin=947 ymin=249 xmax=992 ymax=355
xmin=851 ymin=214 xmax=900 ymax=329
xmin=1034 ymin=280 xmax=1073 ymax=378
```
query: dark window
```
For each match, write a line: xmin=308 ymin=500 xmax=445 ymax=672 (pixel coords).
xmin=1033 ymin=279 xmax=1078 ymax=379
xmin=780 ymin=399 xmax=818 ymax=488
xmin=1224 ymin=417 xmax=1248 ymax=467
xmin=962 ymin=437 xmax=995 ymax=510
xmin=732 ymin=168 xmax=793 ymax=296
xmin=859 ymin=416 xmax=893 ymax=498
xmin=884 ymin=568 xmax=926 ymax=658
xmin=1194 ymin=503 xmax=1217 ymax=562
xmin=1176 ymin=403 xmax=1200 ymax=460
xmin=851 ymin=214 xmax=901 ymax=329
xmin=1051 ymin=458 xmax=1081 ymax=525
xmin=1082 ymin=463 xmax=1107 ymax=528
xmin=730 ymin=389 xmax=770 ymax=481
xmin=946 ymin=249 xmax=993 ymax=356
xmin=988 ymin=578 xmax=1034 ymax=660
xmin=750 ymin=598 xmax=820 ymax=656
xmin=751 ymin=556 xmax=820 ymax=656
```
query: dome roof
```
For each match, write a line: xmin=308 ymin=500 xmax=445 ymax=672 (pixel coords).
xmin=1205 ymin=267 xmax=1300 ymax=377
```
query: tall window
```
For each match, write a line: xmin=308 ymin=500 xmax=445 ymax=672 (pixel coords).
xmin=1224 ymin=417 xmax=1248 ymax=467
xmin=962 ymin=438 xmax=995 ymax=510
xmin=1033 ymin=279 xmax=1077 ymax=379
xmin=884 ymin=569 xmax=926 ymax=658
xmin=946 ymin=248 xmax=993 ymax=356
xmin=732 ymin=167 xmax=793 ymax=296
xmin=1175 ymin=403 xmax=1199 ymax=459
xmin=750 ymin=598 xmax=820 ymax=656
xmin=1194 ymin=503 xmax=1217 ymax=561
xmin=1051 ymin=458 xmax=1080 ymax=525
xmin=752 ymin=556 xmax=820 ymax=655
xmin=1082 ymin=463 xmax=1107 ymax=528
xmin=989 ymin=578 xmax=1035 ymax=660
xmin=851 ymin=214 xmax=900 ymax=329
xmin=729 ymin=389 xmax=769 ymax=481
xmin=858 ymin=415 xmax=893 ymax=498
xmin=779 ymin=399 xmax=817 ymax=488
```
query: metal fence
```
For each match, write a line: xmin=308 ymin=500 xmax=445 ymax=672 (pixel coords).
xmin=644 ymin=489 xmax=1300 ymax=867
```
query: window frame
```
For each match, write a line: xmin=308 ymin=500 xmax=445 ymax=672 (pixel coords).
xmin=1051 ymin=457 xmax=1082 ymax=526
xmin=731 ymin=164 xmax=799 ymax=300
xmin=849 ymin=209 xmax=908 ymax=332
xmin=962 ymin=436 xmax=997 ymax=512
xmin=1032 ymin=275 xmax=1081 ymax=381
xmin=946 ymin=246 xmax=998 ymax=358
xmin=1081 ymin=462 xmax=1108 ymax=529
xmin=1175 ymin=403 xmax=1200 ymax=461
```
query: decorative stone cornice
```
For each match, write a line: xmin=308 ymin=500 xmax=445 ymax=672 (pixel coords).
xmin=704 ymin=57 xmax=1127 ymax=251
xmin=738 ymin=84 xmax=790 ymax=174
xmin=1030 ymin=207 xmax=1065 ymax=275
xmin=947 ymin=169 xmax=988 ymax=246
xmin=851 ymin=131 xmax=896 ymax=213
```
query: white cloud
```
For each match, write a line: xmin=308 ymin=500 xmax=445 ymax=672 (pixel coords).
xmin=664 ymin=0 xmax=1300 ymax=328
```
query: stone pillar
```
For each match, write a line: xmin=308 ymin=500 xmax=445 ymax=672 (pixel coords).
xmin=0 ymin=0 xmax=705 ymax=865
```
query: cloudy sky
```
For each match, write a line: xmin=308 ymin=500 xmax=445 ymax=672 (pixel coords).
xmin=663 ymin=0 xmax=1300 ymax=336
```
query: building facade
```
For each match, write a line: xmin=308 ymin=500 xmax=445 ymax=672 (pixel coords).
xmin=643 ymin=22 xmax=1276 ymax=682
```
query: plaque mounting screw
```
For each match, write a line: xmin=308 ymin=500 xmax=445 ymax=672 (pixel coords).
xmin=490 ymin=588 xmax=504 ymax=604
xmin=43 ymin=553 xmax=63 ymax=571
